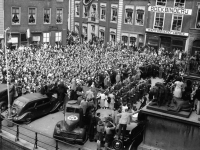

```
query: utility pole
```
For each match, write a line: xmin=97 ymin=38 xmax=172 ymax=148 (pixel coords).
xmin=4 ymin=27 xmax=13 ymax=127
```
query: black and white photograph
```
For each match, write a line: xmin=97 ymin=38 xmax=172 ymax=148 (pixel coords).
xmin=0 ymin=0 xmax=200 ymax=150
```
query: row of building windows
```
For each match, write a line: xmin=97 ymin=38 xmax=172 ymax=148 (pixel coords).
xmin=74 ymin=23 xmax=141 ymax=47
xmin=156 ymin=0 xmax=185 ymax=7
xmin=11 ymin=7 xmax=63 ymax=25
xmin=75 ymin=3 xmax=145 ymax=26
xmin=10 ymin=32 xmax=62 ymax=45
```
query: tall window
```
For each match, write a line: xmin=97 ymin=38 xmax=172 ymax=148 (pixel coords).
xmin=154 ymin=13 xmax=164 ymax=30
xmin=56 ymin=8 xmax=63 ymax=24
xmin=43 ymin=33 xmax=50 ymax=43
xmin=82 ymin=25 xmax=87 ymax=40
xmin=196 ymin=6 xmax=200 ymax=28
xmin=122 ymin=35 xmax=128 ymax=48
xmin=135 ymin=6 xmax=145 ymax=26
xmin=55 ymin=32 xmax=62 ymax=42
xmin=124 ymin=6 xmax=134 ymax=25
xmin=91 ymin=4 xmax=97 ymax=22
xmin=99 ymin=27 xmax=105 ymax=42
xmin=156 ymin=0 xmax=167 ymax=6
xmin=99 ymin=30 xmax=105 ymax=40
xmin=44 ymin=8 xmax=51 ymax=24
xmin=75 ymin=22 xmax=79 ymax=34
xmin=91 ymin=25 xmax=95 ymax=32
xmin=111 ymin=5 xmax=118 ymax=23
xmin=75 ymin=2 xmax=80 ymax=17
xmin=110 ymin=28 xmax=116 ymax=46
xmin=12 ymin=7 xmax=20 ymax=25
xmin=28 ymin=8 xmax=36 ymax=24
xmin=171 ymin=15 xmax=183 ymax=31
xmin=130 ymin=36 xmax=136 ymax=47
xmin=100 ymin=4 xmax=106 ymax=21
xmin=174 ymin=0 xmax=185 ymax=8
xmin=83 ymin=6 xmax=88 ymax=18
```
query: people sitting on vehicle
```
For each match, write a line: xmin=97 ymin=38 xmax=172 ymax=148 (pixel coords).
xmin=104 ymin=121 xmax=116 ymax=150
xmin=117 ymin=109 xmax=139 ymax=140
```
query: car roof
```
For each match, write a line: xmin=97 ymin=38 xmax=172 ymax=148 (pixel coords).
xmin=66 ymin=100 xmax=80 ymax=108
xmin=16 ymin=93 xmax=48 ymax=103
xmin=0 ymin=84 xmax=8 ymax=92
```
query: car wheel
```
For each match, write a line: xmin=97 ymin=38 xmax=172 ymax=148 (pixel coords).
xmin=25 ymin=118 xmax=32 ymax=125
xmin=0 ymin=104 xmax=7 ymax=112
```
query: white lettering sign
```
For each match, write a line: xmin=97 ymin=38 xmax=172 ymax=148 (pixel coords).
xmin=148 ymin=6 xmax=192 ymax=15
xmin=146 ymin=28 xmax=188 ymax=36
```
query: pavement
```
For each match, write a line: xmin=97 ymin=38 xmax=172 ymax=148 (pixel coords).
xmin=1 ymin=77 xmax=164 ymax=150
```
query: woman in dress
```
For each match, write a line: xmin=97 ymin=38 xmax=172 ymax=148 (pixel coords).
xmin=172 ymin=76 xmax=184 ymax=99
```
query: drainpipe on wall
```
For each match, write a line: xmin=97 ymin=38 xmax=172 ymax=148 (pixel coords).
xmin=68 ymin=0 xmax=71 ymax=31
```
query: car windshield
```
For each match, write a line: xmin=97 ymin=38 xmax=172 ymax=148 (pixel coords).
xmin=14 ymin=100 xmax=25 ymax=108
xmin=66 ymin=107 xmax=79 ymax=113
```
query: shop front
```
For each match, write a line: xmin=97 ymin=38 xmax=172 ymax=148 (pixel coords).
xmin=146 ymin=29 xmax=187 ymax=56
xmin=31 ymin=32 xmax=42 ymax=47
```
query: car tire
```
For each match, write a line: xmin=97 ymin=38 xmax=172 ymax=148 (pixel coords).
xmin=25 ymin=118 xmax=32 ymax=125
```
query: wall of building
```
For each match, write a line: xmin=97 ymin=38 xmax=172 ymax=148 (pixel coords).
xmin=4 ymin=0 xmax=68 ymax=47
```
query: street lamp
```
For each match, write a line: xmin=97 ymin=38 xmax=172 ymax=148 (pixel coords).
xmin=4 ymin=27 xmax=12 ymax=122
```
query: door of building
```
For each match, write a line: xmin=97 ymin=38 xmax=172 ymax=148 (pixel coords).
xmin=160 ymin=36 xmax=171 ymax=54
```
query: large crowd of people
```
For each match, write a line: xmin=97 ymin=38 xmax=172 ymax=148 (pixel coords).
xmin=0 ymin=38 xmax=191 ymax=149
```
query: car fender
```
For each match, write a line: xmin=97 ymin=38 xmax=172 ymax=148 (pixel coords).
xmin=17 ymin=112 xmax=32 ymax=121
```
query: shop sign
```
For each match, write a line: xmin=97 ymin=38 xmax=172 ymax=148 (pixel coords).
xmin=32 ymin=36 xmax=40 ymax=41
xmin=148 ymin=6 xmax=192 ymax=15
xmin=146 ymin=28 xmax=188 ymax=36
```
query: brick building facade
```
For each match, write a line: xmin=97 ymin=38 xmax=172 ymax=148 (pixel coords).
xmin=4 ymin=0 xmax=68 ymax=48
xmin=69 ymin=0 xmax=200 ymax=52
xmin=69 ymin=0 xmax=148 ymax=48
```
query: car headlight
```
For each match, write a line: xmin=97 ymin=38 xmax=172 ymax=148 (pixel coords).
xmin=12 ymin=108 xmax=17 ymax=115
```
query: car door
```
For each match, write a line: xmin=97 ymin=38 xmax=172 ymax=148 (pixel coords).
xmin=34 ymin=100 xmax=45 ymax=118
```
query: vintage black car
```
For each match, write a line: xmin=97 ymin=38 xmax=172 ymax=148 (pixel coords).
xmin=53 ymin=100 xmax=88 ymax=145
xmin=0 ymin=83 xmax=15 ymax=112
xmin=11 ymin=93 xmax=63 ymax=124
